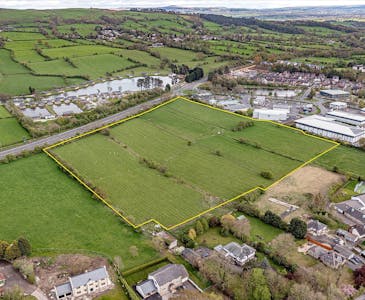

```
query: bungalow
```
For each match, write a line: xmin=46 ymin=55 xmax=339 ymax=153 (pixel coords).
xmin=307 ymin=220 xmax=328 ymax=236
xmin=333 ymin=244 xmax=355 ymax=260
xmin=214 ymin=242 xmax=256 ymax=266
xmin=54 ymin=266 xmax=113 ymax=300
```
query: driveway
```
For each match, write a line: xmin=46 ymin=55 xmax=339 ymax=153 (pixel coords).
xmin=0 ymin=261 xmax=36 ymax=295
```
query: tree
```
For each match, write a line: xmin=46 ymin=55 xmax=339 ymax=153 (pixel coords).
xmin=265 ymin=269 xmax=290 ymax=300
xmin=209 ymin=216 xmax=220 ymax=227
xmin=129 ymin=245 xmax=139 ymax=257
xmin=0 ymin=240 xmax=9 ymax=258
xmin=247 ymin=268 xmax=271 ymax=300
xmin=17 ymin=237 xmax=31 ymax=256
xmin=4 ymin=242 xmax=22 ymax=261
xmin=288 ymin=283 xmax=326 ymax=300
xmin=201 ymin=218 xmax=209 ymax=231
xmin=260 ymin=171 xmax=273 ymax=180
xmin=165 ymin=84 xmax=171 ymax=92
xmin=195 ymin=220 xmax=204 ymax=235
xmin=288 ymin=218 xmax=307 ymax=239
xmin=354 ymin=265 xmax=365 ymax=288
xmin=188 ymin=228 xmax=197 ymax=240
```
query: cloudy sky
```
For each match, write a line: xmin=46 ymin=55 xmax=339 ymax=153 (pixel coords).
xmin=0 ymin=0 xmax=364 ymax=9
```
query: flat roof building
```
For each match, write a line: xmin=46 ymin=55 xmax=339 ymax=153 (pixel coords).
xmin=295 ymin=115 xmax=365 ymax=146
xmin=326 ymin=111 xmax=365 ymax=127
xmin=329 ymin=101 xmax=347 ymax=110
xmin=253 ymin=108 xmax=288 ymax=121
xmin=320 ymin=89 xmax=350 ymax=99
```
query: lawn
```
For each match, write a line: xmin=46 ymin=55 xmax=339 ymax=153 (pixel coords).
xmin=314 ymin=145 xmax=365 ymax=178
xmin=48 ymin=98 xmax=335 ymax=229
xmin=0 ymin=105 xmax=11 ymax=118
xmin=0 ymin=154 xmax=159 ymax=269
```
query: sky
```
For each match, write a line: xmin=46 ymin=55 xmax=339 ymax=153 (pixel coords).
xmin=0 ymin=0 xmax=364 ymax=9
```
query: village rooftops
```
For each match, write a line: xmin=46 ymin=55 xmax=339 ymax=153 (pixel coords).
xmin=149 ymin=264 xmax=188 ymax=287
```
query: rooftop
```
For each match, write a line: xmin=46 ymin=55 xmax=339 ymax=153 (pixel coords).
xmin=327 ymin=111 xmax=365 ymax=123
xmin=320 ymin=89 xmax=350 ymax=96
xmin=295 ymin=115 xmax=365 ymax=138
xmin=149 ymin=264 xmax=188 ymax=287
xmin=70 ymin=266 xmax=109 ymax=288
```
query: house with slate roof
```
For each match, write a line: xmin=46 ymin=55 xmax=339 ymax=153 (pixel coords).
xmin=307 ymin=220 xmax=328 ymax=236
xmin=335 ymin=194 xmax=365 ymax=226
xmin=54 ymin=266 xmax=112 ymax=300
xmin=214 ymin=242 xmax=256 ymax=266
xmin=307 ymin=245 xmax=346 ymax=269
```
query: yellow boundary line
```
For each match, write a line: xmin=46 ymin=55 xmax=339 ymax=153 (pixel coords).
xmin=43 ymin=96 xmax=339 ymax=231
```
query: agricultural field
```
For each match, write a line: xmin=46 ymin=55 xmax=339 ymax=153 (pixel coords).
xmin=0 ymin=154 xmax=159 ymax=269
xmin=48 ymin=98 xmax=336 ymax=228
xmin=0 ymin=105 xmax=29 ymax=146
xmin=314 ymin=145 xmax=365 ymax=179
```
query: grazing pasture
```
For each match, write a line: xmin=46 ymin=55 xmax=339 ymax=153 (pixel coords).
xmin=48 ymin=98 xmax=335 ymax=228
xmin=0 ymin=105 xmax=29 ymax=146
xmin=0 ymin=154 xmax=159 ymax=269
xmin=314 ymin=145 xmax=365 ymax=179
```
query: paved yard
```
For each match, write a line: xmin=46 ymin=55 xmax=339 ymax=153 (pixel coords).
xmin=0 ymin=261 xmax=36 ymax=294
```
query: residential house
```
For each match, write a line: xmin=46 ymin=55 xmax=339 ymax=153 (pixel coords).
xmin=149 ymin=264 xmax=189 ymax=297
xmin=135 ymin=279 xmax=158 ymax=299
xmin=307 ymin=220 xmax=328 ymax=236
xmin=214 ymin=242 xmax=256 ymax=266
xmin=336 ymin=229 xmax=359 ymax=244
xmin=335 ymin=194 xmax=365 ymax=225
xmin=307 ymin=245 xmax=346 ymax=269
xmin=54 ymin=266 xmax=112 ymax=300
xmin=333 ymin=244 xmax=355 ymax=260
xmin=351 ymin=224 xmax=365 ymax=239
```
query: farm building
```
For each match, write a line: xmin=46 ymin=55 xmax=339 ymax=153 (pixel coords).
xmin=320 ymin=89 xmax=350 ymax=99
xmin=295 ymin=115 xmax=365 ymax=146
xmin=253 ymin=108 xmax=288 ymax=121
xmin=329 ymin=101 xmax=347 ymax=110
xmin=53 ymin=266 xmax=112 ymax=300
xmin=326 ymin=111 xmax=365 ymax=127
xmin=214 ymin=242 xmax=256 ymax=266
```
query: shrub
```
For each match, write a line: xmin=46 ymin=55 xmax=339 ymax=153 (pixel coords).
xmin=260 ymin=171 xmax=273 ymax=180
xmin=288 ymin=218 xmax=307 ymax=239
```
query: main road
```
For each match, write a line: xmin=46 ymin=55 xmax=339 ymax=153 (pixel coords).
xmin=0 ymin=78 xmax=206 ymax=160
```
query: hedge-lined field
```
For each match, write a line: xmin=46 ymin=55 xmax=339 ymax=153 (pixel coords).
xmin=314 ymin=145 xmax=365 ymax=178
xmin=0 ymin=105 xmax=29 ymax=146
xmin=0 ymin=154 xmax=159 ymax=269
xmin=50 ymin=98 xmax=335 ymax=228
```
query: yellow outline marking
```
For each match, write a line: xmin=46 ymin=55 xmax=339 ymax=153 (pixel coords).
xmin=43 ymin=96 xmax=339 ymax=231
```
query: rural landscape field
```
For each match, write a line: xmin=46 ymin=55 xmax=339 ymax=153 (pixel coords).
xmin=1 ymin=3 xmax=365 ymax=300
xmin=48 ymin=98 xmax=336 ymax=228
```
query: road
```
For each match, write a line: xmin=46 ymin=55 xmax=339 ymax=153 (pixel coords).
xmin=0 ymin=78 xmax=206 ymax=160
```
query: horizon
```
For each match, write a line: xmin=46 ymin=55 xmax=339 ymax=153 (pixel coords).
xmin=0 ymin=0 xmax=365 ymax=10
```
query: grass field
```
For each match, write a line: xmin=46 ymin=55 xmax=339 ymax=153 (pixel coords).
xmin=48 ymin=98 xmax=336 ymax=228
xmin=0 ymin=154 xmax=158 ymax=269
xmin=314 ymin=145 xmax=365 ymax=178
xmin=0 ymin=105 xmax=29 ymax=146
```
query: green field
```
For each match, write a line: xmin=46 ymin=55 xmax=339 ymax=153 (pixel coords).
xmin=49 ymin=98 xmax=335 ymax=228
xmin=0 ymin=154 xmax=158 ymax=269
xmin=314 ymin=145 xmax=365 ymax=178
xmin=0 ymin=105 xmax=29 ymax=146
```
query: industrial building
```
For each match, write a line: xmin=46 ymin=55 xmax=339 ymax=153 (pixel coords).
xmin=295 ymin=115 xmax=365 ymax=146
xmin=320 ymin=89 xmax=350 ymax=99
xmin=253 ymin=108 xmax=288 ymax=121
xmin=329 ymin=101 xmax=347 ymax=110
xmin=326 ymin=111 xmax=365 ymax=127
